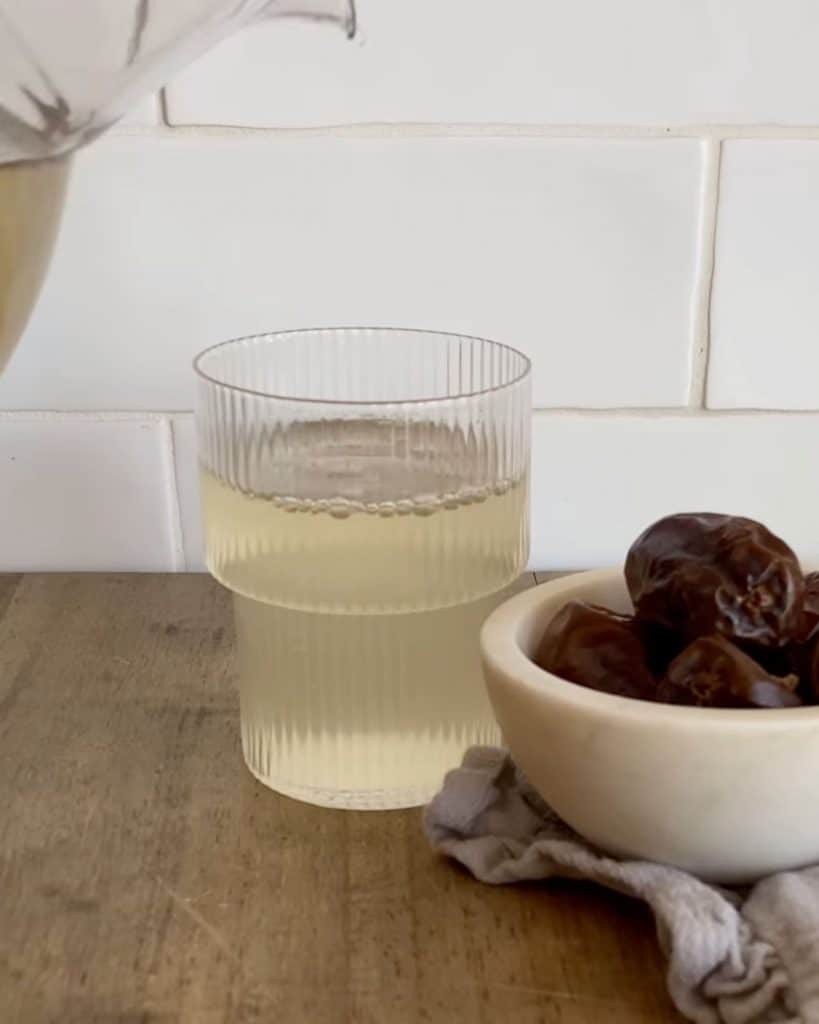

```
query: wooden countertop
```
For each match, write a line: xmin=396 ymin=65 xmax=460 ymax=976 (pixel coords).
xmin=0 ymin=574 xmax=679 ymax=1023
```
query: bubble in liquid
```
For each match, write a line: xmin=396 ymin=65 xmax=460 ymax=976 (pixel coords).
xmin=413 ymin=498 xmax=438 ymax=517
xmin=328 ymin=499 xmax=354 ymax=520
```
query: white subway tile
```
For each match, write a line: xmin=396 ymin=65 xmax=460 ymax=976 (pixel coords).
xmin=0 ymin=135 xmax=699 ymax=411
xmin=171 ymin=415 xmax=206 ymax=571
xmin=166 ymin=0 xmax=819 ymax=127
xmin=0 ymin=416 xmax=176 ymax=571
xmin=709 ymin=141 xmax=819 ymax=410
xmin=530 ymin=412 xmax=819 ymax=569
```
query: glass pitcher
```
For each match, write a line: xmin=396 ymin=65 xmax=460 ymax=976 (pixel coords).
xmin=0 ymin=0 xmax=355 ymax=367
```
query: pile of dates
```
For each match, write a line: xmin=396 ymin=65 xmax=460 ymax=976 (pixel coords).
xmin=534 ymin=513 xmax=819 ymax=708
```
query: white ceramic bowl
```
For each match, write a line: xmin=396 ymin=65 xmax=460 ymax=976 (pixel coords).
xmin=480 ymin=568 xmax=819 ymax=884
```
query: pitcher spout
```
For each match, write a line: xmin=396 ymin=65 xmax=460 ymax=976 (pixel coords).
xmin=268 ymin=0 xmax=356 ymax=37
xmin=0 ymin=0 xmax=357 ymax=164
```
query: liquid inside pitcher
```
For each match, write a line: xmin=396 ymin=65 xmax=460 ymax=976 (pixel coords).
xmin=0 ymin=158 xmax=68 ymax=369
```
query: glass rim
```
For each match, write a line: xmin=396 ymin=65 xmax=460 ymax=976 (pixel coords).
xmin=192 ymin=326 xmax=532 ymax=407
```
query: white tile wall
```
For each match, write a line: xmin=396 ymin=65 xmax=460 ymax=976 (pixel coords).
xmin=165 ymin=0 xmax=819 ymax=127
xmin=530 ymin=413 xmax=819 ymax=569
xmin=709 ymin=141 xmax=819 ymax=409
xmin=0 ymin=416 xmax=179 ymax=571
xmin=3 ymin=4 xmax=819 ymax=571
xmin=0 ymin=134 xmax=701 ymax=412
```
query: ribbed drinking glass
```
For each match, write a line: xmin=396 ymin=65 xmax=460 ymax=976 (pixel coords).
xmin=195 ymin=328 xmax=531 ymax=809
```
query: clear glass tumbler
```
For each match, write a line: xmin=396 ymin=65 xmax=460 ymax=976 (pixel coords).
xmin=195 ymin=328 xmax=531 ymax=809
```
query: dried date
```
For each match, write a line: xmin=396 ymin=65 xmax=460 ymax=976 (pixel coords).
xmin=659 ymin=635 xmax=801 ymax=709
xmin=534 ymin=600 xmax=656 ymax=701
xmin=625 ymin=513 xmax=804 ymax=648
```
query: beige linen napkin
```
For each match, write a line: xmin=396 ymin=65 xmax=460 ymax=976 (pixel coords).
xmin=424 ymin=747 xmax=819 ymax=1024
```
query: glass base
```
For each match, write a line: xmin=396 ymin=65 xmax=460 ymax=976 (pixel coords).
xmin=243 ymin=756 xmax=433 ymax=810
xmin=233 ymin=588 xmax=503 ymax=813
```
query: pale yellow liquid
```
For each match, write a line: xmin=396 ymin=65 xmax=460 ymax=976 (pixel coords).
xmin=0 ymin=159 xmax=69 ymax=370
xmin=201 ymin=467 xmax=528 ymax=808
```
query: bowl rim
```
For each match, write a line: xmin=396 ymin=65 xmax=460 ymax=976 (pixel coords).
xmin=480 ymin=567 xmax=819 ymax=727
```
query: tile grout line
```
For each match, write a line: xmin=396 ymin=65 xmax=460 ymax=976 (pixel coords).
xmin=158 ymin=416 xmax=187 ymax=572
xmin=158 ymin=89 xmax=171 ymax=128
xmin=107 ymin=120 xmax=819 ymax=141
xmin=0 ymin=410 xmax=194 ymax=421
xmin=5 ymin=407 xmax=819 ymax=419
xmin=687 ymin=138 xmax=721 ymax=408
xmin=530 ymin=407 xmax=819 ymax=416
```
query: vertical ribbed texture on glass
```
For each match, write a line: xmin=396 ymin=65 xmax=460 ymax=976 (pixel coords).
xmin=233 ymin=590 xmax=505 ymax=809
xmin=195 ymin=328 xmax=531 ymax=808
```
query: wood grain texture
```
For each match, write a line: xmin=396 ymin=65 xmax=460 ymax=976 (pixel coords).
xmin=0 ymin=574 xmax=678 ymax=1023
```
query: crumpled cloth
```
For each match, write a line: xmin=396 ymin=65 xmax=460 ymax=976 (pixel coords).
xmin=424 ymin=747 xmax=819 ymax=1024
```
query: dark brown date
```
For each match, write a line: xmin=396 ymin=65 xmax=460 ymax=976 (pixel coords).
xmin=799 ymin=641 xmax=819 ymax=703
xmin=789 ymin=640 xmax=819 ymax=704
xmin=659 ymin=635 xmax=801 ymax=708
xmin=625 ymin=513 xmax=804 ymax=648
xmin=533 ymin=600 xmax=656 ymax=700
xmin=781 ymin=572 xmax=819 ymax=702
xmin=799 ymin=570 xmax=819 ymax=643
xmin=634 ymin=620 xmax=686 ymax=677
